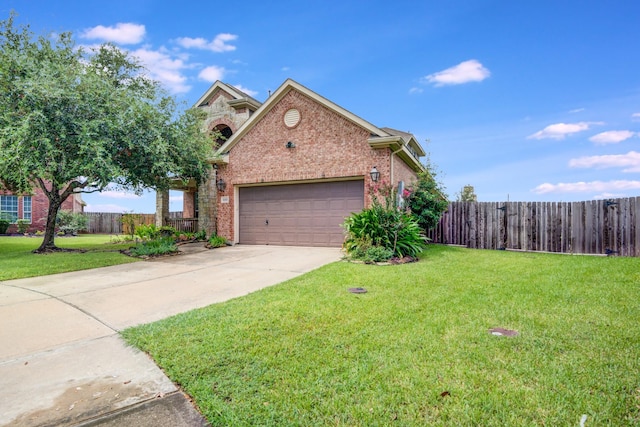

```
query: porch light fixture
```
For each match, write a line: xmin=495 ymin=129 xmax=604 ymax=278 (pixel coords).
xmin=216 ymin=178 xmax=226 ymax=192
xmin=370 ymin=166 xmax=380 ymax=182
xmin=286 ymin=141 xmax=296 ymax=149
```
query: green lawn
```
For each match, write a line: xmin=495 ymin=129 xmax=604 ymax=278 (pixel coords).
xmin=123 ymin=245 xmax=640 ymax=426
xmin=0 ymin=235 xmax=139 ymax=281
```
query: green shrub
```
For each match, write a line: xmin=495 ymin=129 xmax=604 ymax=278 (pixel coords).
xmin=159 ymin=225 xmax=177 ymax=237
xmin=177 ymin=232 xmax=196 ymax=241
xmin=129 ymin=237 xmax=177 ymax=257
xmin=134 ymin=223 xmax=160 ymax=240
xmin=348 ymin=244 xmax=394 ymax=263
xmin=194 ymin=229 xmax=207 ymax=241
xmin=343 ymin=183 xmax=427 ymax=258
xmin=110 ymin=234 xmax=135 ymax=244
xmin=16 ymin=219 xmax=30 ymax=234
xmin=208 ymin=235 xmax=227 ymax=248
xmin=364 ymin=246 xmax=395 ymax=263
xmin=56 ymin=210 xmax=89 ymax=235
xmin=0 ymin=218 xmax=9 ymax=234
xmin=405 ymin=171 xmax=448 ymax=231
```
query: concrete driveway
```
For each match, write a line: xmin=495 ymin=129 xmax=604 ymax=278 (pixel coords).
xmin=0 ymin=244 xmax=341 ymax=426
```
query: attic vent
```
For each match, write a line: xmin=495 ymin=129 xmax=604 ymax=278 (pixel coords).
xmin=284 ymin=108 xmax=301 ymax=128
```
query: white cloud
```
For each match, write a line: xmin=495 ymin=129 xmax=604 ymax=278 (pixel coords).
xmin=569 ymin=151 xmax=640 ymax=172
xmin=198 ymin=65 xmax=226 ymax=82
xmin=169 ymin=195 xmax=183 ymax=203
xmin=527 ymin=122 xmax=603 ymax=140
xmin=409 ymin=87 xmax=423 ymax=95
xmin=532 ymin=180 xmax=640 ymax=194
xmin=632 ymin=113 xmax=640 ymax=121
xmin=589 ymin=130 xmax=636 ymax=145
xmin=130 ymin=47 xmax=191 ymax=94
xmin=81 ymin=23 xmax=145 ymax=45
xmin=175 ymin=34 xmax=238 ymax=52
xmin=422 ymin=60 xmax=490 ymax=87
xmin=84 ymin=203 xmax=132 ymax=213
xmin=593 ymin=192 xmax=626 ymax=200
xmin=100 ymin=191 xmax=142 ymax=199
xmin=232 ymin=84 xmax=258 ymax=97
xmin=569 ymin=108 xmax=585 ymax=114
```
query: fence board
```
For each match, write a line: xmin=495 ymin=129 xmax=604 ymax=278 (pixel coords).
xmin=427 ymin=197 xmax=640 ymax=256
xmin=83 ymin=212 xmax=185 ymax=234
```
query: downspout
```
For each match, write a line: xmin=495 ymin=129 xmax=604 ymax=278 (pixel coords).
xmin=390 ymin=141 xmax=405 ymax=185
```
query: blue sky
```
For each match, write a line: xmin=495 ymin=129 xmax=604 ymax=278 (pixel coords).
xmin=5 ymin=1 xmax=640 ymax=212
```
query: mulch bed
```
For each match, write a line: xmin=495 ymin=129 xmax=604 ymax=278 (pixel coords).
xmin=345 ymin=255 xmax=419 ymax=265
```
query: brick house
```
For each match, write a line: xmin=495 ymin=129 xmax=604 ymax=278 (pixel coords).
xmin=0 ymin=187 xmax=84 ymax=234
xmin=157 ymin=79 xmax=426 ymax=247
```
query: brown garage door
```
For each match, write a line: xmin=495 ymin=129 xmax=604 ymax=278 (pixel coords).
xmin=239 ymin=180 xmax=364 ymax=247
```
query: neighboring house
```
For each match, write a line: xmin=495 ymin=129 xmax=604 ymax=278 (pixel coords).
xmin=158 ymin=79 xmax=426 ymax=247
xmin=0 ymin=187 xmax=84 ymax=234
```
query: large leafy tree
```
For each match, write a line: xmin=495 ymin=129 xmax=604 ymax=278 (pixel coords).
xmin=0 ymin=15 xmax=212 ymax=252
xmin=406 ymin=168 xmax=449 ymax=232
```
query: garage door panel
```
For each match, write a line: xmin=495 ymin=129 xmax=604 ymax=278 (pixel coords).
xmin=346 ymin=199 xmax=363 ymax=211
xmin=239 ymin=180 xmax=364 ymax=247
xmin=296 ymin=216 xmax=313 ymax=227
xmin=296 ymin=200 xmax=312 ymax=210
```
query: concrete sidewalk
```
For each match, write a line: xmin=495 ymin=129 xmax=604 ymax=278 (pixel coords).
xmin=0 ymin=244 xmax=341 ymax=427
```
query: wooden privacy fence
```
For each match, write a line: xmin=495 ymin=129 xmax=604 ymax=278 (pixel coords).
xmin=84 ymin=212 xmax=155 ymax=234
xmin=427 ymin=197 xmax=640 ymax=257
xmin=84 ymin=212 xmax=190 ymax=234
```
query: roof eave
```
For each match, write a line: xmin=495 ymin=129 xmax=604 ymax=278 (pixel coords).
xmin=227 ymin=97 xmax=261 ymax=111
xmin=368 ymin=136 xmax=425 ymax=173
xmin=210 ymin=154 xmax=230 ymax=165
xmin=368 ymin=135 xmax=404 ymax=150
xmin=407 ymin=137 xmax=427 ymax=157
xmin=396 ymin=148 xmax=425 ymax=173
xmin=193 ymin=81 xmax=262 ymax=109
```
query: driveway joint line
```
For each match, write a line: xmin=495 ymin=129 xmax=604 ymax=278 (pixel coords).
xmin=0 ymin=283 xmax=119 ymax=333
xmin=0 ymin=333 xmax=120 ymax=366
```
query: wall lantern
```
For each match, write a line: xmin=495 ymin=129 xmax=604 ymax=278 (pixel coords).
xmin=370 ymin=166 xmax=380 ymax=182
xmin=216 ymin=178 xmax=226 ymax=192
xmin=286 ymin=141 xmax=296 ymax=149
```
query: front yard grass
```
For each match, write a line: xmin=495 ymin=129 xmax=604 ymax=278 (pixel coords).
xmin=0 ymin=234 xmax=138 ymax=281
xmin=123 ymin=245 xmax=640 ymax=426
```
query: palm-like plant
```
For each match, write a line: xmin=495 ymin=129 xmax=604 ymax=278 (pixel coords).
xmin=343 ymin=184 xmax=427 ymax=259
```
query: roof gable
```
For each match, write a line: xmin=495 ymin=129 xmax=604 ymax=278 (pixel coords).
xmin=215 ymin=79 xmax=391 ymax=154
xmin=212 ymin=79 xmax=425 ymax=173
xmin=194 ymin=81 xmax=261 ymax=110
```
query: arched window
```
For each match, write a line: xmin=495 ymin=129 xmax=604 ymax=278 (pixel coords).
xmin=211 ymin=124 xmax=233 ymax=148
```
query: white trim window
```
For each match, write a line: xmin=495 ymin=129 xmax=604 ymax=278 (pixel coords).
xmin=0 ymin=195 xmax=19 ymax=223
xmin=22 ymin=196 xmax=32 ymax=223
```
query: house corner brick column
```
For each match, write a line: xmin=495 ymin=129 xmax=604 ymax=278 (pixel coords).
xmin=183 ymin=191 xmax=196 ymax=218
xmin=197 ymin=174 xmax=217 ymax=237
xmin=155 ymin=190 xmax=169 ymax=228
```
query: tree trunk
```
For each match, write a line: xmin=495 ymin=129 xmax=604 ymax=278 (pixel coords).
xmin=34 ymin=179 xmax=85 ymax=253
xmin=35 ymin=187 xmax=62 ymax=253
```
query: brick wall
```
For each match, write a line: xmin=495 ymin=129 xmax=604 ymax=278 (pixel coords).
xmin=215 ymin=88 xmax=400 ymax=242
xmin=1 ymin=187 xmax=82 ymax=233
xmin=392 ymin=154 xmax=420 ymax=189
